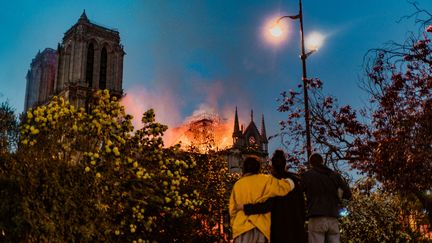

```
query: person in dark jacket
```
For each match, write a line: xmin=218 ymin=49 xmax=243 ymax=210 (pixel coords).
xmin=301 ymin=153 xmax=351 ymax=243
xmin=240 ymin=150 xmax=307 ymax=243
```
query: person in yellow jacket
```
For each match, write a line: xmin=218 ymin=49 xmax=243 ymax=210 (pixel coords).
xmin=229 ymin=156 xmax=295 ymax=243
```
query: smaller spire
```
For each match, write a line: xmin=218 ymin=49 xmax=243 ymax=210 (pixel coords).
xmin=261 ymin=113 xmax=268 ymax=142
xmin=250 ymin=109 xmax=254 ymax=122
xmin=79 ymin=9 xmax=89 ymax=22
xmin=233 ymin=107 xmax=240 ymax=135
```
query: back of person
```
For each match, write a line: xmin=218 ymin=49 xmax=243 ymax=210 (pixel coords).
xmin=302 ymin=167 xmax=340 ymax=218
xmin=229 ymin=156 xmax=294 ymax=242
xmin=301 ymin=153 xmax=351 ymax=243
xmin=231 ymin=173 xmax=291 ymax=237
xmin=271 ymin=172 xmax=306 ymax=243
xmin=242 ymin=150 xmax=307 ymax=243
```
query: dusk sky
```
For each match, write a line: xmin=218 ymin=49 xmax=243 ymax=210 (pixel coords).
xmin=1 ymin=0 xmax=431 ymax=152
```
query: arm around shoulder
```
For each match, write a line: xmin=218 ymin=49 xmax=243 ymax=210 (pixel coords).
xmin=243 ymin=198 xmax=274 ymax=215
xmin=268 ymin=176 xmax=295 ymax=196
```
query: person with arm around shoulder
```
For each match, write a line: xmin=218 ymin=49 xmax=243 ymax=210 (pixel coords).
xmin=229 ymin=156 xmax=295 ymax=243
xmin=240 ymin=149 xmax=307 ymax=243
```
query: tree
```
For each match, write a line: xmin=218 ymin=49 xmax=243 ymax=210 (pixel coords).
xmin=4 ymin=91 xmax=200 ymax=241
xmin=276 ymin=78 xmax=370 ymax=174
xmin=358 ymin=4 xmax=432 ymax=220
xmin=276 ymin=2 xmax=432 ymax=236
xmin=153 ymin=149 xmax=239 ymax=242
xmin=0 ymin=101 xmax=18 ymax=157
xmin=340 ymin=179 xmax=429 ymax=242
xmin=0 ymin=90 xmax=239 ymax=242
xmin=0 ymin=101 xmax=22 ymax=242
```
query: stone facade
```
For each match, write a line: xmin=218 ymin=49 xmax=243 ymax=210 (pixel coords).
xmin=24 ymin=48 xmax=58 ymax=111
xmin=24 ymin=11 xmax=125 ymax=110
xmin=226 ymin=108 xmax=269 ymax=173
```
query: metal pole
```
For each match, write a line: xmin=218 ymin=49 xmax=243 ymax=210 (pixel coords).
xmin=298 ymin=0 xmax=312 ymax=159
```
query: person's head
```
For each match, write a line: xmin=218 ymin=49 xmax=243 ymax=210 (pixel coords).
xmin=242 ymin=156 xmax=261 ymax=175
xmin=309 ymin=153 xmax=324 ymax=168
xmin=271 ymin=149 xmax=286 ymax=174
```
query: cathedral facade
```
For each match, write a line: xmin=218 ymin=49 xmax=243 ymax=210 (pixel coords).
xmin=226 ymin=108 xmax=269 ymax=173
xmin=24 ymin=11 xmax=125 ymax=110
xmin=23 ymin=12 xmax=268 ymax=174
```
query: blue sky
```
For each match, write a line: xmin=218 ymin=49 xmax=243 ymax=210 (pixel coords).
xmin=1 ymin=0 xmax=431 ymax=152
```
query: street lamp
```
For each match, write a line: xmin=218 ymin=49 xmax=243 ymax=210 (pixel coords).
xmin=269 ymin=0 xmax=322 ymax=159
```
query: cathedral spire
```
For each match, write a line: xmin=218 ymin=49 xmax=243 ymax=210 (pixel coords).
xmin=250 ymin=109 xmax=254 ymax=122
xmin=261 ymin=113 xmax=268 ymax=142
xmin=79 ymin=9 xmax=89 ymax=23
xmin=233 ymin=107 xmax=240 ymax=135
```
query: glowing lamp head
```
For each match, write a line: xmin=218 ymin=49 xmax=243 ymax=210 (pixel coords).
xmin=305 ymin=32 xmax=325 ymax=51
xmin=269 ymin=25 xmax=283 ymax=37
xmin=262 ymin=16 xmax=290 ymax=45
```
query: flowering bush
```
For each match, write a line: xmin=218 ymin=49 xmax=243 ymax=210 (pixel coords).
xmin=3 ymin=91 xmax=202 ymax=241
xmin=0 ymin=90 xmax=239 ymax=242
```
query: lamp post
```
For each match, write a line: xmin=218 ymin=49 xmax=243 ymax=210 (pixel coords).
xmin=270 ymin=0 xmax=317 ymax=159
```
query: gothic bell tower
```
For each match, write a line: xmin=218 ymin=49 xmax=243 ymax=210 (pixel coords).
xmin=55 ymin=10 xmax=125 ymax=107
xmin=227 ymin=108 xmax=269 ymax=172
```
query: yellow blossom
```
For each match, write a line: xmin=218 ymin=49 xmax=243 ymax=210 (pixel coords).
xmin=113 ymin=147 xmax=120 ymax=156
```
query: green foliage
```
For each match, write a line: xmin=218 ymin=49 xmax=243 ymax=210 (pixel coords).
xmin=165 ymin=150 xmax=239 ymax=242
xmin=0 ymin=91 xmax=238 ymax=242
xmin=0 ymin=101 xmax=18 ymax=157
xmin=0 ymin=179 xmax=27 ymax=242
xmin=340 ymin=180 xmax=431 ymax=242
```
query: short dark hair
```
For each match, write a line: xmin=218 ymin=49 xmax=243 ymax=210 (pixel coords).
xmin=309 ymin=153 xmax=323 ymax=167
xmin=243 ymin=156 xmax=261 ymax=174
xmin=271 ymin=149 xmax=286 ymax=173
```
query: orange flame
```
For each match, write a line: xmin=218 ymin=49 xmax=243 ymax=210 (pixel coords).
xmin=121 ymin=83 xmax=238 ymax=152
xmin=165 ymin=111 xmax=233 ymax=152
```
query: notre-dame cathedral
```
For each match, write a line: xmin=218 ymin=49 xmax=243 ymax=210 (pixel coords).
xmin=24 ymin=11 xmax=269 ymax=172
xmin=24 ymin=11 xmax=124 ymax=110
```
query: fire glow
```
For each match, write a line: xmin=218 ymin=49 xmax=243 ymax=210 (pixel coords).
xmin=165 ymin=112 xmax=234 ymax=153
xmin=121 ymin=86 xmax=235 ymax=153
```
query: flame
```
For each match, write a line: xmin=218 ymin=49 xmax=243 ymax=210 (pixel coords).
xmin=120 ymin=83 xmax=238 ymax=152
xmin=165 ymin=111 xmax=234 ymax=153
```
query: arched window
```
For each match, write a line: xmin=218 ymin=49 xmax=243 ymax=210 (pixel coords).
xmin=85 ymin=43 xmax=94 ymax=88
xmin=99 ymin=47 xmax=107 ymax=90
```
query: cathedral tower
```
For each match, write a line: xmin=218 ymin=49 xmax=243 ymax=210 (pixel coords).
xmin=55 ymin=11 xmax=125 ymax=107
xmin=24 ymin=48 xmax=58 ymax=111
xmin=227 ymin=108 xmax=269 ymax=172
